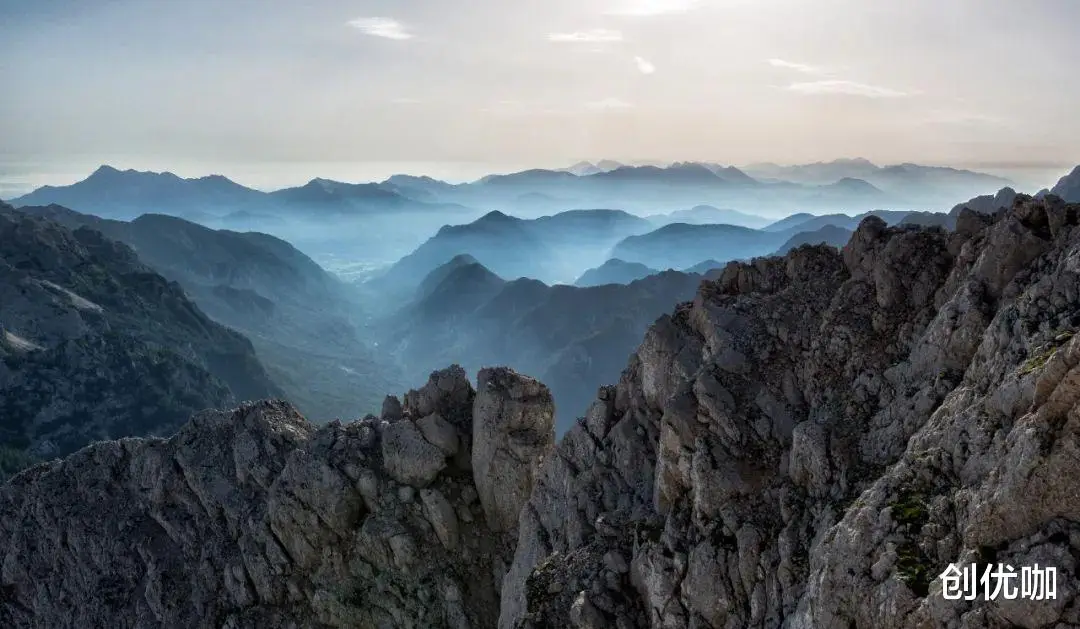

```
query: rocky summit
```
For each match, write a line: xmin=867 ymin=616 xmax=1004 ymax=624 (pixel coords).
xmin=3 ymin=195 xmax=1080 ymax=629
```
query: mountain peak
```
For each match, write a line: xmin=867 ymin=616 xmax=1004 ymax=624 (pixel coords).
xmin=1050 ymin=164 xmax=1080 ymax=202
xmin=831 ymin=157 xmax=878 ymax=168
xmin=478 ymin=209 xmax=517 ymax=222
xmin=91 ymin=164 xmax=122 ymax=177
xmin=84 ymin=165 xmax=181 ymax=182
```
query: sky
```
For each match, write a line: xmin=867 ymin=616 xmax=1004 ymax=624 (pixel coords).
xmin=2 ymin=0 xmax=1079 ymax=192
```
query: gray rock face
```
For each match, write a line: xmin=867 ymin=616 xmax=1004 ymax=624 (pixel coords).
xmin=501 ymin=195 xmax=1080 ymax=629
xmin=472 ymin=367 xmax=556 ymax=534
xmin=0 ymin=365 xmax=554 ymax=629
xmin=1051 ymin=166 xmax=1080 ymax=202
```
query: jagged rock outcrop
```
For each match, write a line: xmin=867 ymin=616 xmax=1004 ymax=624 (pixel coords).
xmin=0 ymin=365 xmax=555 ymax=629
xmin=1051 ymin=166 xmax=1080 ymax=202
xmin=501 ymin=194 xmax=1080 ymax=628
xmin=472 ymin=367 xmax=556 ymax=533
xmin=949 ymin=186 xmax=1019 ymax=217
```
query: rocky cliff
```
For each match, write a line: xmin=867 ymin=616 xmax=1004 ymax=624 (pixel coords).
xmin=0 ymin=365 xmax=554 ymax=629
xmin=501 ymin=194 xmax=1080 ymax=628
xmin=3 ymin=195 xmax=1080 ymax=629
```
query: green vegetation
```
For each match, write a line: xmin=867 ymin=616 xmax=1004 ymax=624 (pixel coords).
xmin=888 ymin=488 xmax=933 ymax=597
xmin=1021 ymin=330 xmax=1073 ymax=375
xmin=889 ymin=491 xmax=929 ymax=527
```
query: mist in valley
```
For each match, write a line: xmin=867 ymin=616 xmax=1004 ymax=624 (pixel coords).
xmin=9 ymin=160 xmax=1077 ymax=437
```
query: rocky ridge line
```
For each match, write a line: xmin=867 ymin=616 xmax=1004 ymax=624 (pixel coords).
xmin=500 ymin=194 xmax=1080 ymax=629
xmin=0 ymin=365 xmax=554 ymax=629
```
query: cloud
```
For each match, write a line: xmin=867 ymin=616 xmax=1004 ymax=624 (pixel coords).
xmin=786 ymin=80 xmax=912 ymax=98
xmin=347 ymin=17 xmax=412 ymax=40
xmin=585 ymin=98 xmax=634 ymax=110
xmin=634 ymin=56 xmax=656 ymax=74
xmin=548 ymin=29 xmax=624 ymax=43
xmin=923 ymin=110 xmax=1005 ymax=126
xmin=391 ymin=98 xmax=422 ymax=105
xmin=605 ymin=0 xmax=700 ymax=16
xmin=768 ymin=58 xmax=827 ymax=74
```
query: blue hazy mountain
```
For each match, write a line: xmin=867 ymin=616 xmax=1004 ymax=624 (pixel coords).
xmin=646 ymin=204 xmax=771 ymax=229
xmin=23 ymin=204 xmax=405 ymax=422
xmin=742 ymin=158 xmax=1012 ymax=204
xmin=774 ymin=224 xmax=853 ymax=255
xmin=10 ymin=167 xmax=474 ymax=221
xmin=371 ymin=209 xmax=653 ymax=292
xmin=384 ymin=258 xmax=707 ymax=432
xmin=574 ymin=259 xmax=659 ymax=287
xmin=10 ymin=166 xmax=267 ymax=219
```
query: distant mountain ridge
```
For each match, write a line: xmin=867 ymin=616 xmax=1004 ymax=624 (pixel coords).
xmin=8 ymin=159 xmax=1014 ymax=225
xmin=775 ymin=224 xmax=853 ymax=254
xmin=742 ymin=158 xmax=1014 ymax=207
xmin=10 ymin=166 xmax=473 ymax=221
xmin=370 ymin=208 xmax=654 ymax=293
xmin=11 ymin=165 xmax=267 ymax=220
xmin=646 ymin=204 xmax=770 ymax=229
xmin=574 ymin=259 xmax=659 ymax=287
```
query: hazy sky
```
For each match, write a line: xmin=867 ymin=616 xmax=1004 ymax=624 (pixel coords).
xmin=2 ymin=0 xmax=1079 ymax=189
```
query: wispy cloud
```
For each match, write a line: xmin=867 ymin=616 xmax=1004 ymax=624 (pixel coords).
xmin=768 ymin=59 xmax=912 ymax=98
xmin=347 ymin=17 xmax=412 ymax=40
xmin=585 ymin=98 xmax=634 ymax=110
xmin=634 ymin=56 xmax=656 ymax=74
xmin=923 ymin=110 xmax=1005 ymax=126
xmin=786 ymin=80 xmax=912 ymax=98
xmin=605 ymin=0 xmax=700 ymax=17
xmin=768 ymin=58 xmax=827 ymax=74
xmin=548 ymin=29 xmax=624 ymax=43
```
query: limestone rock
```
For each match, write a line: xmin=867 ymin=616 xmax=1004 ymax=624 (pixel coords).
xmin=0 ymin=365 xmax=554 ymax=629
xmin=502 ymin=196 xmax=1080 ymax=629
xmin=419 ymin=412 xmax=461 ymax=457
xmin=472 ymin=367 xmax=556 ymax=533
xmin=381 ymin=418 xmax=447 ymax=487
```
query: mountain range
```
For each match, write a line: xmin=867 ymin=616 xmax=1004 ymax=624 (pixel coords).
xmin=8 ymin=159 xmax=1014 ymax=226
xmin=367 ymin=208 xmax=655 ymax=292
xmin=742 ymin=157 xmax=1012 ymax=202
xmin=21 ymin=204 xmax=405 ymax=422
xmin=10 ymin=165 xmax=470 ymax=222
xmin=0 ymin=201 xmax=281 ymax=463
xmin=574 ymin=258 xmax=659 ymax=287
xmin=4 ymin=161 xmax=1026 ymax=276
